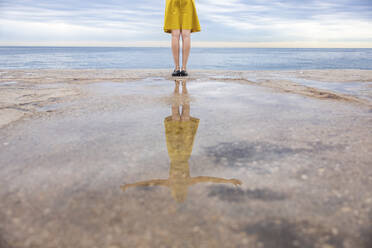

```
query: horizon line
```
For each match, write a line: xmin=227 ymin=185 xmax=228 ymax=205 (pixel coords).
xmin=1 ymin=41 xmax=372 ymax=48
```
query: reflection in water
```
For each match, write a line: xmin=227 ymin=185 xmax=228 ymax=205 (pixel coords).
xmin=121 ymin=79 xmax=242 ymax=202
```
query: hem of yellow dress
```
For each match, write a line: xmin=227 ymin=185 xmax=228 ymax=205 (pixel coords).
xmin=164 ymin=27 xmax=201 ymax=34
xmin=164 ymin=116 xmax=200 ymax=122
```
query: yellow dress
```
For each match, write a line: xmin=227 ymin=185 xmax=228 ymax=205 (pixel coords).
xmin=164 ymin=116 xmax=199 ymax=162
xmin=164 ymin=0 xmax=201 ymax=33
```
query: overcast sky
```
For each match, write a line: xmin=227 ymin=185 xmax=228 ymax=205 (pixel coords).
xmin=0 ymin=0 xmax=372 ymax=47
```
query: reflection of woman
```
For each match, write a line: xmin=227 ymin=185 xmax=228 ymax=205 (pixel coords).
xmin=121 ymin=80 xmax=241 ymax=202
xmin=164 ymin=0 xmax=201 ymax=77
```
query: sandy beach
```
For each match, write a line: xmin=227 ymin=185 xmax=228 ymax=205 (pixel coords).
xmin=0 ymin=69 xmax=372 ymax=247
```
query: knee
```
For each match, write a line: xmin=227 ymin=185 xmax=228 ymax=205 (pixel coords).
xmin=181 ymin=31 xmax=191 ymax=40
xmin=182 ymin=35 xmax=190 ymax=42
xmin=172 ymin=31 xmax=181 ymax=40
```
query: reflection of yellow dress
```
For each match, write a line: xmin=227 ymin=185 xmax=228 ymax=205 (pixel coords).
xmin=121 ymin=115 xmax=241 ymax=203
xmin=164 ymin=116 xmax=199 ymax=162
xmin=164 ymin=0 xmax=201 ymax=33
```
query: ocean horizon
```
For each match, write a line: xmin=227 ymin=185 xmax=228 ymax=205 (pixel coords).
xmin=0 ymin=46 xmax=371 ymax=70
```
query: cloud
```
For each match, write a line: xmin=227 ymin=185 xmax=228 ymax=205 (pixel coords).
xmin=0 ymin=0 xmax=371 ymax=46
xmin=196 ymin=0 xmax=372 ymax=42
xmin=0 ymin=0 xmax=165 ymax=42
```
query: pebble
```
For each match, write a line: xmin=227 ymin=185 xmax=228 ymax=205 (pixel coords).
xmin=292 ymin=240 xmax=300 ymax=246
xmin=12 ymin=218 xmax=20 ymax=224
xmin=331 ymin=228 xmax=339 ymax=235
xmin=242 ymin=238 xmax=249 ymax=245
xmin=301 ymin=174 xmax=308 ymax=180
xmin=341 ymin=207 xmax=351 ymax=213
xmin=43 ymin=208 xmax=51 ymax=215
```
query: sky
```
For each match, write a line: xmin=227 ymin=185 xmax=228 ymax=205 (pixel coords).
xmin=0 ymin=0 xmax=372 ymax=47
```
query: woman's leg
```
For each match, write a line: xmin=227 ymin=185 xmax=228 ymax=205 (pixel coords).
xmin=172 ymin=104 xmax=181 ymax=121
xmin=181 ymin=29 xmax=191 ymax=70
xmin=180 ymin=80 xmax=190 ymax=121
xmin=171 ymin=30 xmax=181 ymax=70
xmin=181 ymin=103 xmax=190 ymax=121
xmin=172 ymin=80 xmax=181 ymax=121
xmin=181 ymin=79 xmax=188 ymax=94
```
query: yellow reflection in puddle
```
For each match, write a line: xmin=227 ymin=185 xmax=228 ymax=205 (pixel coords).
xmin=121 ymin=79 xmax=241 ymax=202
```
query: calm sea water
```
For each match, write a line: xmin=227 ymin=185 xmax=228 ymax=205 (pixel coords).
xmin=0 ymin=46 xmax=371 ymax=70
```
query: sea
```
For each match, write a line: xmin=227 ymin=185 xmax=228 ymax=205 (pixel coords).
xmin=0 ymin=46 xmax=371 ymax=70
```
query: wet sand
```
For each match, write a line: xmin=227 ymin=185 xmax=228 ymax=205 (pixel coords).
xmin=0 ymin=69 xmax=372 ymax=248
xmin=1 ymin=69 xmax=371 ymax=129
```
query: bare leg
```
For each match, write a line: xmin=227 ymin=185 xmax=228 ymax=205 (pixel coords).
xmin=181 ymin=103 xmax=190 ymax=121
xmin=172 ymin=80 xmax=181 ymax=121
xmin=172 ymin=104 xmax=181 ymax=121
xmin=181 ymin=29 xmax=191 ymax=71
xmin=171 ymin=30 xmax=181 ymax=70
xmin=174 ymin=80 xmax=180 ymax=94
xmin=181 ymin=79 xmax=188 ymax=94
xmin=180 ymin=79 xmax=190 ymax=121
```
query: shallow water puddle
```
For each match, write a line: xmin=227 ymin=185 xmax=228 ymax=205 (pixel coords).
xmin=0 ymin=79 xmax=371 ymax=247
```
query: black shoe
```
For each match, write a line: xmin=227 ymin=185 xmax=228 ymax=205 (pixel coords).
xmin=180 ymin=70 xmax=188 ymax=77
xmin=172 ymin=69 xmax=181 ymax=77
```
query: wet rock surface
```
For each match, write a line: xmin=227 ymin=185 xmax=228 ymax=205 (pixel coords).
xmin=0 ymin=70 xmax=371 ymax=247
